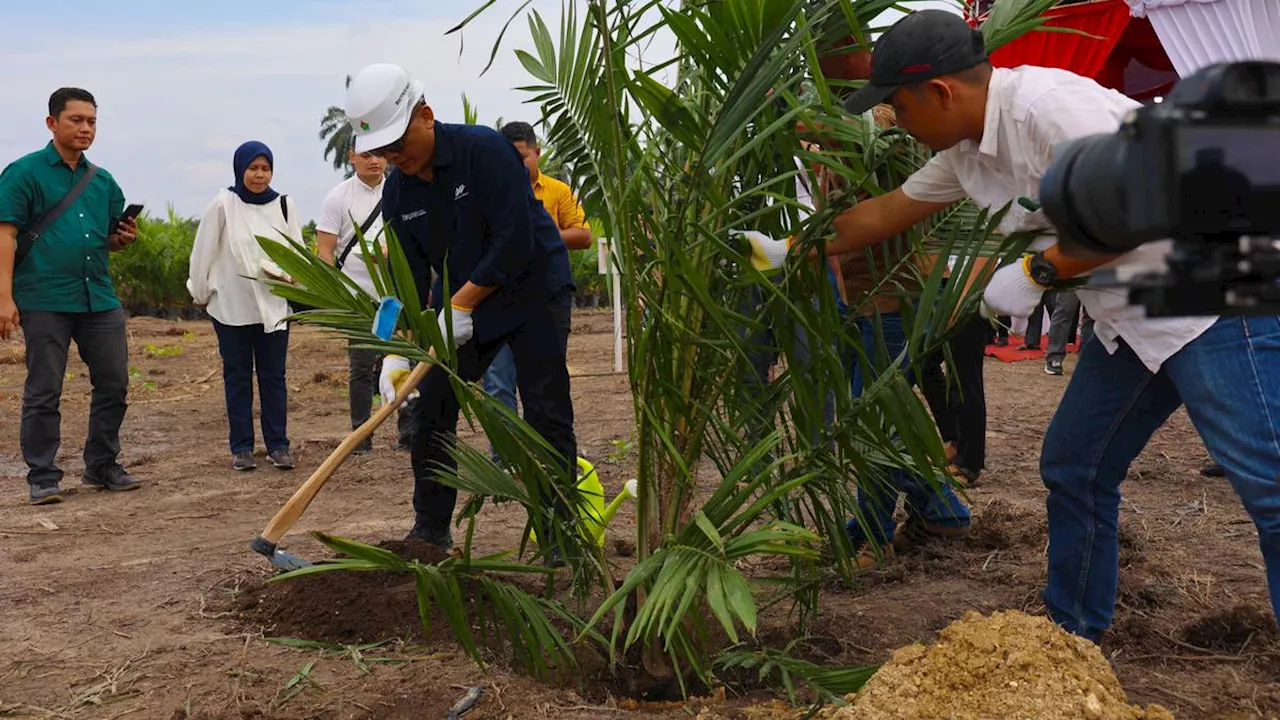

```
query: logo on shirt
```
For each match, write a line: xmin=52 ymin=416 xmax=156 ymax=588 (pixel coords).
xmin=401 ymin=209 xmax=427 ymax=222
xmin=454 ymin=184 xmax=469 ymax=201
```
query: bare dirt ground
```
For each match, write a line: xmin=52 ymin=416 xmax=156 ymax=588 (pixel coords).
xmin=1 ymin=312 xmax=1276 ymax=719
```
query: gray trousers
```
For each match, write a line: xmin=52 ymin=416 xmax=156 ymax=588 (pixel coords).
xmin=348 ymin=344 xmax=418 ymax=446
xmin=1046 ymin=291 xmax=1081 ymax=362
xmin=21 ymin=308 xmax=129 ymax=485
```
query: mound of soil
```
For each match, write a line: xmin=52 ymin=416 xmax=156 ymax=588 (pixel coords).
xmin=237 ymin=539 xmax=451 ymax=644
xmin=827 ymin=610 xmax=1173 ymax=720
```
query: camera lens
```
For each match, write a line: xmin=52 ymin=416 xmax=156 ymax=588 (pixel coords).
xmin=1040 ymin=133 xmax=1142 ymax=255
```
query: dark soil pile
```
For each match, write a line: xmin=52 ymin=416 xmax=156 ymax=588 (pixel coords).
xmin=236 ymin=539 xmax=450 ymax=644
xmin=1181 ymin=604 xmax=1277 ymax=653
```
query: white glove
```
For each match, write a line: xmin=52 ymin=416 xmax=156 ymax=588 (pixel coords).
xmin=437 ymin=304 xmax=475 ymax=348
xmin=379 ymin=355 xmax=418 ymax=403
xmin=730 ymin=230 xmax=791 ymax=273
xmin=981 ymin=257 xmax=1050 ymax=319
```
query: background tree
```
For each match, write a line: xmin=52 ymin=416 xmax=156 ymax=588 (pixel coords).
xmin=319 ymin=75 xmax=355 ymax=177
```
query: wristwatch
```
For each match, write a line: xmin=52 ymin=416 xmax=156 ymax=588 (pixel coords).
xmin=1026 ymin=251 xmax=1059 ymax=287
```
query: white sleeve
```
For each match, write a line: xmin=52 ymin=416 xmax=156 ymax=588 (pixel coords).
xmin=186 ymin=197 xmax=224 ymax=304
xmin=1023 ymin=87 xmax=1138 ymax=179
xmin=902 ymin=153 xmax=967 ymax=204
xmin=315 ymin=185 xmax=344 ymax=236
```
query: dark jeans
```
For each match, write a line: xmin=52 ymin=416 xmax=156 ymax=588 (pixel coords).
xmin=212 ymin=320 xmax=290 ymax=455
xmin=411 ymin=290 xmax=577 ymax=535
xmin=348 ymin=345 xmax=418 ymax=446
xmin=1042 ymin=316 xmax=1280 ymax=640
xmin=21 ymin=308 xmax=130 ymax=485
xmin=848 ymin=312 xmax=970 ymax=545
xmin=919 ymin=314 xmax=989 ymax=476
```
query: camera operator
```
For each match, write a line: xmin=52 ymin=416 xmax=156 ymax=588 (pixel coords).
xmin=823 ymin=10 xmax=1280 ymax=641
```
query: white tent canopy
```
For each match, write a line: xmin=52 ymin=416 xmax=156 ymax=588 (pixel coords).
xmin=1124 ymin=0 xmax=1280 ymax=76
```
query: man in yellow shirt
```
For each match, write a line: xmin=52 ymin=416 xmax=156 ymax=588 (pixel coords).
xmin=484 ymin=122 xmax=593 ymax=462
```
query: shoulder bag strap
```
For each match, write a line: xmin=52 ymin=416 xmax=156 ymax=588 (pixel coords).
xmin=336 ymin=201 xmax=382 ymax=270
xmin=16 ymin=163 xmax=98 ymax=266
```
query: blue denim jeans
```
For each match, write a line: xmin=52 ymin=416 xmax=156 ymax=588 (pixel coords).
xmin=848 ymin=312 xmax=970 ymax=546
xmin=482 ymin=344 xmax=519 ymax=462
xmin=1043 ymin=316 xmax=1280 ymax=640
xmin=212 ymin=320 xmax=290 ymax=455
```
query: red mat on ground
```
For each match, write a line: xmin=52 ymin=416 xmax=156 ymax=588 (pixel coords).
xmin=985 ymin=335 xmax=1079 ymax=363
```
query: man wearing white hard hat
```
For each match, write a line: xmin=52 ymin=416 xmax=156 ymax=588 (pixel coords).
xmin=346 ymin=63 xmax=578 ymax=556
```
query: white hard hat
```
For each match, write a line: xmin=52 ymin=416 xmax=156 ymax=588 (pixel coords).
xmin=346 ymin=63 xmax=424 ymax=153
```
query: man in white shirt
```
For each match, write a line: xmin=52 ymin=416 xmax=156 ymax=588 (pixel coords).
xmin=826 ymin=10 xmax=1280 ymax=640
xmin=316 ymin=150 xmax=416 ymax=453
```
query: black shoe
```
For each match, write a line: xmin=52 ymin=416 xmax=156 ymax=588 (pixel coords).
xmin=1045 ymin=358 xmax=1064 ymax=376
xmin=394 ymin=440 xmax=412 ymax=452
xmin=352 ymin=440 xmax=373 ymax=456
xmin=232 ymin=451 xmax=257 ymax=471
xmin=544 ymin=547 xmax=567 ymax=569
xmin=268 ymin=449 xmax=296 ymax=469
xmin=405 ymin=525 xmax=454 ymax=551
xmin=29 ymin=481 xmax=64 ymax=505
xmin=81 ymin=465 xmax=141 ymax=492
xmin=1200 ymin=462 xmax=1226 ymax=478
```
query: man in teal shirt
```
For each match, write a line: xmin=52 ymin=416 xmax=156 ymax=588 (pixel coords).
xmin=0 ymin=87 xmax=142 ymax=504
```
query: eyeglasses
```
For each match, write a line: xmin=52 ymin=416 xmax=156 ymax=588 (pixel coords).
xmin=368 ymin=129 xmax=407 ymax=158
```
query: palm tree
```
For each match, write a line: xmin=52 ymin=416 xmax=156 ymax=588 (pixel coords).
xmin=259 ymin=0 xmax=1067 ymax=703
xmin=319 ymin=75 xmax=355 ymax=177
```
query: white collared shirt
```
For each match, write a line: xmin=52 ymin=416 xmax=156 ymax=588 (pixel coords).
xmin=317 ymin=174 xmax=387 ymax=297
xmin=902 ymin=65 xmax=1216 ymax=372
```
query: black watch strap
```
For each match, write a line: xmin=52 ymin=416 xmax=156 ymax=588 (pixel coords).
xmin=1027 ymin=251 xmax=1059 ymax=287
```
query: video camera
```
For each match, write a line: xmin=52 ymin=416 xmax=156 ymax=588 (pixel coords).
xmin=1040 ymin=61 xmax=1280 ymax=317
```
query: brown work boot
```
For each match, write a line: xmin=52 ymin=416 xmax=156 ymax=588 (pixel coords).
xmin=853 ymin=543 xmax=895 ymax=570
xmin=895 ymin=514 xmax=971 ymax=551
xmin=949 ymin=463 xmax=981 ymax=489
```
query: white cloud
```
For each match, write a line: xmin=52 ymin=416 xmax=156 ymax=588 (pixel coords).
xmin=0 ymin=2 xmax=578 ymax=219
xmin=0 ymin=0 xmax=958 ymax=220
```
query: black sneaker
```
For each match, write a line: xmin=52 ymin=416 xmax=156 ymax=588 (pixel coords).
xmin=1045 ymin=358 xmax=1064 ymax=376
xmin=405 ymin=525 xmax=454 ymax=551
xmin=232 ymin=451 xmax=257 ymax=471
xmin=268 ymin=449 xmax=296 ymax=470
xmin=81 ymin=465 xmax=141 ymax=492
xmin=29 ymin=481 xmax=64 ymax=505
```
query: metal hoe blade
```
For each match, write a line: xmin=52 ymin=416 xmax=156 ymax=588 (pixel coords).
xmin=249 ymin=536 xmax=313 ymax=571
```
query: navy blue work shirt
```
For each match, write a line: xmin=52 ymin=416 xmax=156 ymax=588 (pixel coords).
xmin=382 ymin=122 xmax=574 ymax=343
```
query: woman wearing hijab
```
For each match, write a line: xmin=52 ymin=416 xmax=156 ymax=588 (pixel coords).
xmin=187 ymin=141 xmax=300 ymax=472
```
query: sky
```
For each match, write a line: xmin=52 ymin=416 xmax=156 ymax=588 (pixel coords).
xmin=0 ymin=0 xmax=958 ymax=221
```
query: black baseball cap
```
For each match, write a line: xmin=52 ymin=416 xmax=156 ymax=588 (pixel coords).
xmin=843 ymin=10 xmax=988 ymax=115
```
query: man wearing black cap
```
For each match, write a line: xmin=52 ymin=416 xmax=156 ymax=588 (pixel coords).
xmin=821 ymin=9 xmax=1280 ymax=642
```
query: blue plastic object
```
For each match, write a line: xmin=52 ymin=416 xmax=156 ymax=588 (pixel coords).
xmin=372 ymin=296 xmax=403 ymax=340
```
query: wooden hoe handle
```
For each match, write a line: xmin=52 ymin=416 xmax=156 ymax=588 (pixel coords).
xmin=257 ymin=358 xmax=435 ymax=545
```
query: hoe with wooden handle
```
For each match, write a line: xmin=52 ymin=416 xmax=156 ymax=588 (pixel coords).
xmin=250 ymin=359 xmax=435 ymax=571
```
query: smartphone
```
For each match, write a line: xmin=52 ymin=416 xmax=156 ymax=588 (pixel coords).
xmin=111 ymin=203 xmax=144 ymax=233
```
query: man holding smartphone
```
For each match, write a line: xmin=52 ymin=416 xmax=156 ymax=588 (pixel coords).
xmin=0 ymin=87 xmax=142 ymax=505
